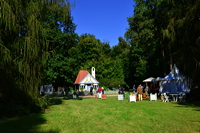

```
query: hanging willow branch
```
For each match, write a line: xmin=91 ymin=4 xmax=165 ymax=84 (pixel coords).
xmin=0 ymin=0 xmax=72 ymax=104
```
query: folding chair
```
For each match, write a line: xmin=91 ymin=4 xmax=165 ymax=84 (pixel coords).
xmin=150 ymin=93 xmax=157 ymax=101
xmin=118 ymin=94 xmax=124 ymax=100
xmin=161 ymin=93 xmax=164 ymax=102
xmin=179 ymin=93 xmax=186 ymax=103
xmin=164 ymin=93 xmax=169 ymax=102
xmin=129 ymin=95 xmax=136 ymax=102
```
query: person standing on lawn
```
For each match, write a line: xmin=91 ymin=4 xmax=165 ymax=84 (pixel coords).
xmin=144 ymin=85 xmax=149 ymax=99
xmin=133 ymin=85 xmax=136 ymax=93
xmin=102 ymin=87 xmax=104 ymax=94
xmin=137 ymin=84 xmax=143 ymax=101
xmin=90 ymin=84 xmax=94 ymax=95
xmin=118 ymin=85 xmax=122 ymax=94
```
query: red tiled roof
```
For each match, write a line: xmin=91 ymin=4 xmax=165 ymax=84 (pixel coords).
xmin=74 ymin=70 xmax=89 ymax=84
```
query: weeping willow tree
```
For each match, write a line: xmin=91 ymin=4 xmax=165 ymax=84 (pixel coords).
xmin=0 ymin=0 xmax=72 ymax=117
xmin=163 ymin=0 xmax=200 ymax=84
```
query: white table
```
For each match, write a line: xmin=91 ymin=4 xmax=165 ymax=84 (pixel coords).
xmin=118 ymin=94 xmax=124 ymax=100
xmin=150 ymin=93 xmax=157 ymax=101
xmin=129 ymin=95 xmax=136 ymax=102
xmin=98 ymin=93 xmax=102 ymax=99
xmin=170 ymin=94 xmax=179 ymax=102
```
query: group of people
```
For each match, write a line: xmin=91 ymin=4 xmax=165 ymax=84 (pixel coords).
xmin=131 ymin=84 xmax=150 ymax=101
xmin=136 ymin=84 xmax=149 ymax=101
xmin=61 ymin=86 xmax=70 ymax=96
xmin=117 ymin=84 xmax=149 ymax=101
xmin=118 ymin=85 xmax=125 ymax=94
xmin=90 ymin=85 xmax=105 ymax=95
xmin=132 ymin=83 xmax=160 ymax=101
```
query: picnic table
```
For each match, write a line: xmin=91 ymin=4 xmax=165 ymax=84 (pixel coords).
xmin=170 ymin=94 xmax=179 ymax=102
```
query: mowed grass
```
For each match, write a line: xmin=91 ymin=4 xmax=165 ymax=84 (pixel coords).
xmin=0 ymin=96 xmax=200 ymax=133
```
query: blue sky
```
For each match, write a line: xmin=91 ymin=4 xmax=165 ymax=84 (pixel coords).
xmin=69 ymin=0 xmax=134 ymax=47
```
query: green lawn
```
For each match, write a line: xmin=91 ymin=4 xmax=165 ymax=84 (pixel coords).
xmin=0 ymin=96 xmax=200 ymax=133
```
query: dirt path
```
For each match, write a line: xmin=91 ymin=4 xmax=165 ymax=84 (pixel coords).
xmin=48 ymin=94 xmax=118 ymax=99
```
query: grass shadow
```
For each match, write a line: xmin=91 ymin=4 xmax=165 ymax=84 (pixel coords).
xmin=0 ymin=98 xmax=64 ymax=132
xmin=175 ymin=97 xmax=200 ymax=111
xmin=178 ymin=100 xmax=200 ymax=106
xmin=62 ymin=97 xmax=83 ymax=100
xmin=47 ymin=98 xmax=63 ymax=106
xmin=47 ymin=95 xmax=81 ymax=100
xmin=48 ymin=96 xmax=84 ymax=103
xmin=0 ymin=113 xmax=60 ymax=133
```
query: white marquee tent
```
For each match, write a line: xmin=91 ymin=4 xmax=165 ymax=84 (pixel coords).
xmin=143 ymin=77 xmax=155 ymax=82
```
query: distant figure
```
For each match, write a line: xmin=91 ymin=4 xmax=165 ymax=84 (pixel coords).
xmin=90 ymin=85 xmax=93 ymax=95
xmin=149 ymin=84 xmax=153 ymax=94
xmin=137 ymin=84 xmax=143 ymax=101
xmin=121 ymin=87 xmax=124 ymax=94
xmin=64 ymin=86 xmax=70 ymax=96
xmin=40 ymin=85 xmax=45 ymax=96
xmin=102 ymin=87 xmax=104 ymax=94
xmin=118 ymin=85 xmax=121 ymax=94
xmin=61 ymin=87 xmax=65 ymax=95
xmin=145 ymin=85 xmax=149 ymax=98
xmin=133 ymin=85 xmax=136 ymax=93
xmin=97 ymin=87 xmax=102 ymax=94
xmin=152 ymin=85 xmax=156 ymax=94
xmin=118 ymin=85 xmax=124 ymax=94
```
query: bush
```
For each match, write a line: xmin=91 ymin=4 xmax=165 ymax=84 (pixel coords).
xmin=0 ymin=95 xmax=49 ymax=119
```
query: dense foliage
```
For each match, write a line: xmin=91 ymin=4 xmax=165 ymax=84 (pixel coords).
xmin=125 ymin=0 xmax=200 ymax=84
xmin=0 ymin=0 xmax=73 ymax=118
xmin=0 ymin=0 xmax=199 ymax=118
xmin=163 ymin=0 xmax=200 ymax=83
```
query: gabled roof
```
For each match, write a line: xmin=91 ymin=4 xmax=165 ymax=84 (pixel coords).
xmin=74 ymin=70 xmax=89 ymax=84
xmin=74 ymin=70 xmax=99 ymax=84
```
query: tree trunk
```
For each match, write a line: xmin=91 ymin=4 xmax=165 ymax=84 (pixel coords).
xmin=169 ymin=43 xmax=173 ymax=70
xmin=160 ymin=40 xmax=167 ymax=76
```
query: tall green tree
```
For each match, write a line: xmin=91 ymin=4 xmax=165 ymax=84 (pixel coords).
xmin=42 ymin=12 xmax=78 ymax=87
xmin=125 ymin=0 xmax=172 ymax=84
xmin=69 ymin=34 xmax=126 ymax=89
xmin=109 ymin=37 xmax=130 ymax=88
xmin=163 ymin=0 xmax=200 ymax=84
xmin=125 ymin=0 xmax=155 ymax=84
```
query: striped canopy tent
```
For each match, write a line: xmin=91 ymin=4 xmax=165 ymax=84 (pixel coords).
xmin=158 ymin=64 xmax=191 ymax=94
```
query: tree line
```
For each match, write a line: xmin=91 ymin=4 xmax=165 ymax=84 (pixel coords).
xmin=0 ymin=0 xmax=199 ymax=117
